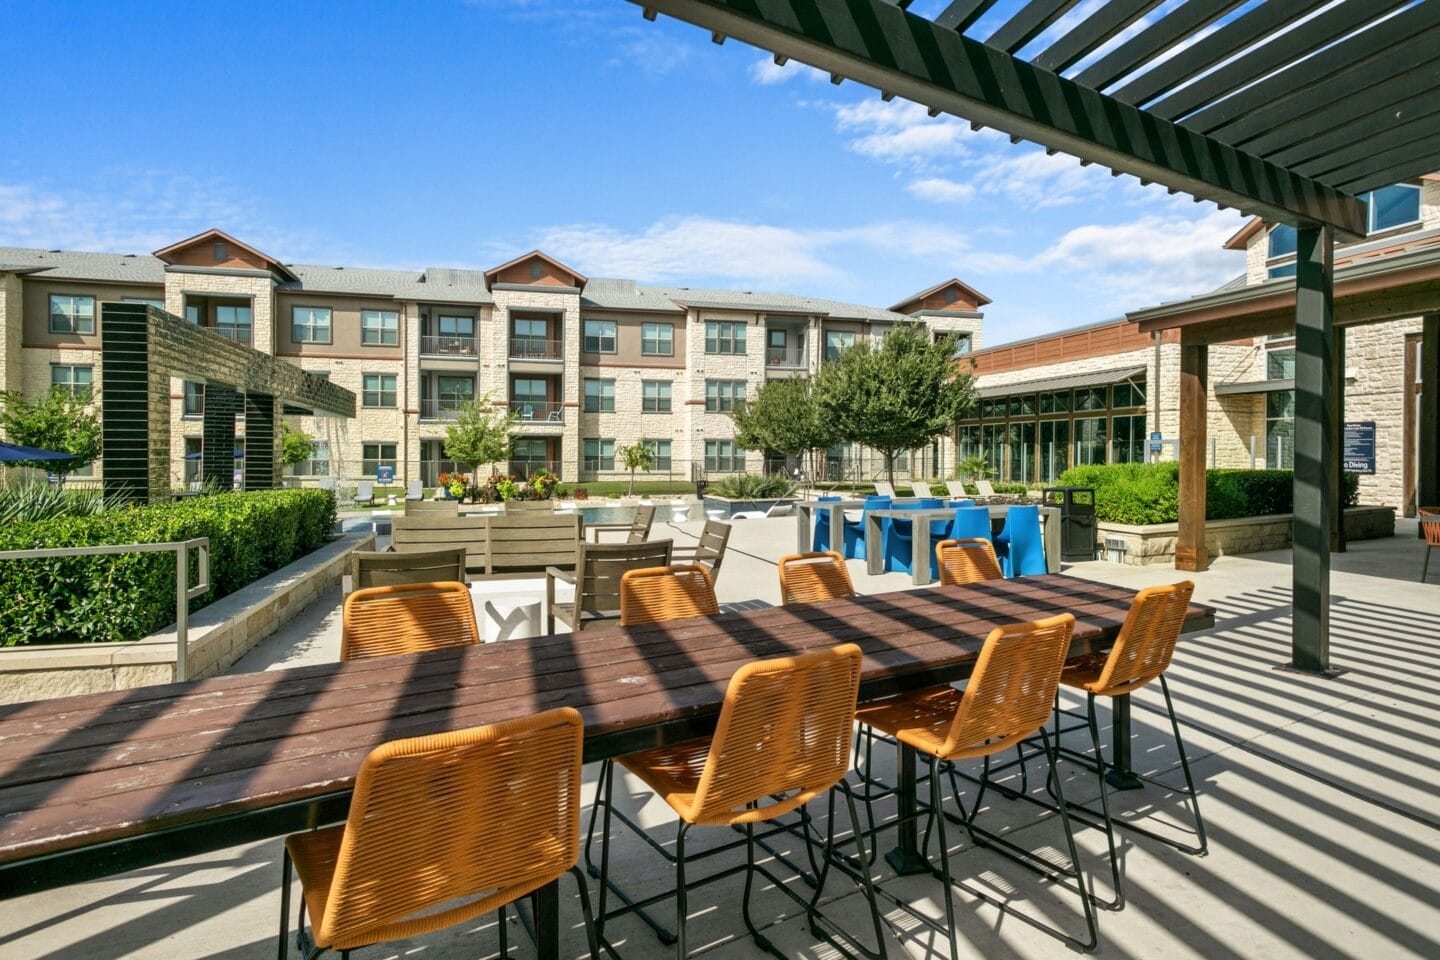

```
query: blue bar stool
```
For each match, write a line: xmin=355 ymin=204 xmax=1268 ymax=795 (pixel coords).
xmin=842 ymin=496 xmax=891 ymax=560
xmin=883 ymin=499 xmax=944 ymax=574
xmin=994 ymin=504 xmax=1046 ymax=577
xmin=812 ymin=495 xmax=842 ymax=551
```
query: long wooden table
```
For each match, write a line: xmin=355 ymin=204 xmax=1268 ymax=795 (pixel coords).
xmin=0 ymin=576 xmax=1213 ymax=956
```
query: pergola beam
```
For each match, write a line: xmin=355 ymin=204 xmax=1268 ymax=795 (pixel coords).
xmin=1263 ymin=89 xmax=1440 ymax=171
xmin=1031 ymin=0 xmax=1163 ymax=74
xmin=985 ymin=0 xmax=1080 ymax=55
xmin=636 ymin=0 xmax=1366 ymax=238
xmin=1072 ymin=0 xmax=1244 ymax=93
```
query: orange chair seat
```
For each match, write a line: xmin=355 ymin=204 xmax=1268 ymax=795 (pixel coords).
xmin=618 ymin=737 xmax=714 ymax=824
xmin=1059 ymin=653 xmax=1111 ymax=692
xmin=855 ymin=685 xmax=967 ymax=758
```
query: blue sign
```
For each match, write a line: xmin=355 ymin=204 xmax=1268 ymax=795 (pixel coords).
xmin=376 ymin=465 xmax=395 ymax=484
xmin=1148 ymin=431 xmax=1164 ymax=453
xmin=1342 ymin=421 xmax=1376 ymax=474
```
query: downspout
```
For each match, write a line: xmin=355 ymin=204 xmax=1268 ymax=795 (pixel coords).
xmin=1153 ymin=331 xmax=1162 ymax=462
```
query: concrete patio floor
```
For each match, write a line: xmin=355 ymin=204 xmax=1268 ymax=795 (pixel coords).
xmin=2 ymin=514 xmax=1438 ymax=959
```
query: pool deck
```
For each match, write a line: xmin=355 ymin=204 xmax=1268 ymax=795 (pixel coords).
xmin=3 ymin=516 xmax=1438 ymax=959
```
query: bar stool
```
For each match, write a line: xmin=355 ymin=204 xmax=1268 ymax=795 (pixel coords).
xmin=778 ymin=550 xmax=856 ymax=604
xmin=341 ymin=582 xmax=480 ymax=660
xmin=934 ymin=538 xmax=1003 ymax=586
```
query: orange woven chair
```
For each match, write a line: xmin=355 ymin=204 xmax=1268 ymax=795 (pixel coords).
xmin=855 ymin=613 xmax=1097 ymax=955
xmin=590 ymin=645 xmax=885 ymax=960
xmin=1420 ymin=511 xmax=1440 ymax=582
xmin=618 ymin=564 xmax=720 ymax=626
xmin=935 ymin=538 xmax=1003 ymax=586
xmin=1049 ymin=580 xmax=1205 ymax=908
xmin=777 ymin=550 xmax=856 ymax=604
xmin=276 ymin=707 xmax=598 ymax=959
xmin=340 ymin=582 xmax=480 ymax=661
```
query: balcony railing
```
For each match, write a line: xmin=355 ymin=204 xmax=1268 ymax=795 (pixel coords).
xmin=509 ymin=400 xmax=565 ymax=424
xmin=509 ymin=336 xmax=563 ymax=360
xmin=509 ymin=459 xmax=563 ymax=479
xmin=765 ymin=345 xmax=808 ymax=368
xmin=420 ymin=334 xmax=478 ymax=357
xmin=419 ymin=397 xmax=469 ymax=421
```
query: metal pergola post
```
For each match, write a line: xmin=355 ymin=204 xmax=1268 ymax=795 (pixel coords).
xmin=1291 ymin=225 xmax=1335 ymax=674
xmin=1420 ymin=315 xmax=1440 ymax=512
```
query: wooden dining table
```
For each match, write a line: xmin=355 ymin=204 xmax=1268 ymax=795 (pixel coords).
xmin=0 ymin=575 xmax=1213 ymax=958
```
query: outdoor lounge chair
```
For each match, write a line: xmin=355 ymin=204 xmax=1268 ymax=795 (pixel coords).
xmin=404 ymin=479 xmax=423 ymax=501
xmin=973 ymin=478 xmax=998 ymax=499
xmin=730 ymin=501 xmax=792 ymax=519
xmin=546 ymin=539 xmax=673 ymax=634
xmin=277 ymin=707 xmax=599 ymax=960
xmin=911 ymin=480 xmax=934 ymax=498
xmin=353 ymin=480 xmax=374 ymax=506
xmin=872 ymin=480 xmax=896 ymax=498
xmin=944 ymin=480 xmax=971 ymax=499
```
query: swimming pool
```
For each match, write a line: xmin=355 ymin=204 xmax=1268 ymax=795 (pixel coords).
xmin=574 ymin=503 xmax=687 ymax=525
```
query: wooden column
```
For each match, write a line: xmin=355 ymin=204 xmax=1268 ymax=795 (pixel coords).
xmin=1176 ymin=341 xmax=1208 ymax=572
xmin=1420 ymin=314 xmax=1440 ymax=511
xmin=1292 ymin=225 xmax=1334 ymax=674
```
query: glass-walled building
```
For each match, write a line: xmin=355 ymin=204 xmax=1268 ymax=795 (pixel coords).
xmin=958 ymin=370 xmax=1148 ymax=484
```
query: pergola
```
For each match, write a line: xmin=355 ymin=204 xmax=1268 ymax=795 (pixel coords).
xmin=630 ymin=0 xmax=1440 ymax=674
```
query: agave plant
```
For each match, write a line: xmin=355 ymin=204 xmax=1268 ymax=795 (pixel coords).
xmin=0 ymin=482 xmax=107 ymax=524
xmin=708 ymin=473 xmax=797 ymax=499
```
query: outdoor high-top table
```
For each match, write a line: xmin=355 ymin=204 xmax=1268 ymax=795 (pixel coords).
xmin=793 ymin=497 xmax=867 ymax=552
xmin=864 ymin=505 xmax=1062 ymax=584
xmin=0 ymin=575 xmax=1212 ymax=958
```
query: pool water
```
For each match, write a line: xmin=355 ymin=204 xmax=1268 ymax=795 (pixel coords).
xmin=575 ymin=503 xmax=685 ymax=525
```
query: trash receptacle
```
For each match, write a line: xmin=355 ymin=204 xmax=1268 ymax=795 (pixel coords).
xmin=1042 ymin=486 xmax=1097 ymax=562
xmin=694 ymin=479 xmax=709 ymax=500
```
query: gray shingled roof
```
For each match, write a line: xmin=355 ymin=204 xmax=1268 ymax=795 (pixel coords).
xmin=280 ymin=264 xmax=492 ymax=304
xmin=582 ymin=277 xmax=911 ymax=322
xmin=0 ymin=247 xmax=166 ymax=284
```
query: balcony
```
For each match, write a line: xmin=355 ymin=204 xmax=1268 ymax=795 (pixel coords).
xmin=420 ymin=334 xmax=477 ymax=357
xmin=509 ymin=458 xmax=563 ymax=479
xmin=509 ymin=337 xmax=563 ymax=361
xmin=765 ymin=345 xmax=808 ymax=368
xmin=509 ymin=400 xmax=566 ymax=424
xmin=419 ymin=397 xmax=468 ymax=421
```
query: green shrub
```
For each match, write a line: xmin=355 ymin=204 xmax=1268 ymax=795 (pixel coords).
xmin=1055 ymin=463 xmax=1363 ymax=525
xmin=708 ymin=473 xmax=797 ymax=499
xmin=0 ymin=489 xmax=336 ymax=646
xmin=0 ymin=482 xmax=106 ymax=524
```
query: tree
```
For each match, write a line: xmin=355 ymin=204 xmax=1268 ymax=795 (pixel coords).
xmin=443 ymin=396 xmax=516 ymax=484
xmin=730 ymin=376 xmax=838 ymax=488
xmin=279 ymin=423 xmax=317 ymax=470
xmin=617 ymin=442 xmax=654 ymax=496
xmin=814 ymin=324 xmax=976 ymax=486
xmin=0 ymin=386 xmax=101 ymax=479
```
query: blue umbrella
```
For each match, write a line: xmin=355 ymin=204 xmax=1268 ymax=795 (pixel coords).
xmin=0 ymin=441 xmax=75 ymax=463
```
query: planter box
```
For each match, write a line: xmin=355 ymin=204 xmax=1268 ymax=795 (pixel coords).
xmin=1095 ymin=506 xmax=1395 ymax=566
xmin=0 ymin=529 xmax=376 ymax=704
xmin=701 ymin=495 xmax=796 ymax=518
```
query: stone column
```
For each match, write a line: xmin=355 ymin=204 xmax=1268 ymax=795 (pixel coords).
xmin=203 ymin=385 xmax=241 ymax=489
xmin=244 ymin=393 xmax=278 ymax=489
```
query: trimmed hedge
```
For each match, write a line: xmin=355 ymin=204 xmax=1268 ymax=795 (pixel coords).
xmin=0 ymin=489 xmax=336 ymax=646
xmin=1055 ymin=463 xmax=1361 ymax=526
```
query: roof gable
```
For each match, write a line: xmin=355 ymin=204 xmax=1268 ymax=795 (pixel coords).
xmin=153 ymin=229 xmax=297 ymax=282
xmin=484 ymin=250 xmax=587 ymax=289
xmin=889 ymin=278 xmax=991 ymax=315
xmin=1224 ymin=217 xmax=1266 ymax=251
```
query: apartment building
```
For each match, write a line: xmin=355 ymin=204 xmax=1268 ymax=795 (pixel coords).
xmin=0 ymin=230 xmax=985 ymax=489
xmin=965 ymin=177 xmax=1440 ymax=513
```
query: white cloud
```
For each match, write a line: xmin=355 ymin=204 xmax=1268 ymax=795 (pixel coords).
xmin=747 ymin=55 xmax=827 ymax=85
xmin=969 ymin=149 xmax=1113 ymax=209
xmin=907 ymin=177 xmax=976 ymax=204
xmin=829 ymin=99 xmax=975 ymax=165
xmin=532 ymin=215 xmax=976 ymax=289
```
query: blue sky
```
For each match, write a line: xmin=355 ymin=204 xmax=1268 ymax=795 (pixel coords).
xmin=0 ymin=0 xmax=1255 ymax=345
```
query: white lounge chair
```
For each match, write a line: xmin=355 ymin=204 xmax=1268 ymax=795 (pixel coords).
xmin=354 ymin=480 xmax=375 ymax=506
xmin=911 ymin=481 xmax=934 ymax=498
xmin=731 ymin=502 xmax=793 ymax=520
xmin=974 ymin=479 xmax=997 ymax=498
xmin=405 ymin=479 xmax=423 ymax=501
xmin=873 ymin=480 xmax=896 ymax=498
xmin=945 ymin=480 xmax=970 ymax=499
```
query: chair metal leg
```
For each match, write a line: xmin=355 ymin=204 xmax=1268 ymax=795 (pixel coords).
xmin=277 ymin=847 xmax=292 ymax=960
xmin=674 ymin=823 xmax=689 ymax=960
xmin=567 ymin=865 xmax=603 ymax=960
xmin=926 ymin=758 xmax=963 ymax=960
xmin=1041 ymin=728 xmax=1100 ymax=951
xmin=585 ymin=759 xmax=612 ymax=878
xmin=1161 ymin=674 xmax=1208 ymax=855
xmin=498 ymin=902 xmax=509 ymax=960
xmin=740 ymin=819 xmax=780 ymax=957
xmin=1086 ymin=693 xmax=1124 ymax=910
xmin=1424 ymin=545 xmax=1432 ymax=583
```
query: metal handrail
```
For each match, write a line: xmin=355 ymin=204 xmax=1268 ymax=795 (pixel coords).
xmin=0 ymin=538 xmax=211 ymax=681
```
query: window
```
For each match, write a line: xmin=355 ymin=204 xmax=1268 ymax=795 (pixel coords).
xmin=1007 ymin=421 xmax=1035 ymax=484
xmin=291 ymin=441 xmax=331 ymax=477
xmin=291 ymin=306 xmax=331 ymax=344
xmin=981 ymin=424 xmax=1004 ymax=475
xmin=1038 ymin=419 xmax=1069 ymax=484
xmin=212 ymin=241 xmax=228 ymax=262
xmin=48 ymin=294 xmax=95 ymax=334
xmin=1039 ymin=390 xmax=1070 ymax=414
xmin=979 ymin=398 xmax=1001 ymax=419
xmin=1111 ymin=379 xmax=1146 ymax=408
xmin=361 ymin=309 xmax=399 ymax=346
xmin=824 ymin=331 xmax=855 ymax=361
xmin=530 ymin=261 xmax=543 ymax=280
xmin=583 ymin=319 xmax=616 ymax=353
xmin=511 ymin=378 xmax=547 ymax=403
xmin=437 ymin=314 xmax=474 ymax=338
xmin=122 ymin=297 xmax=165 ymax=309
xmin=215 ymin=304 xmax=252 ymax=342
xmin=183 ymin=381 xmax=204 ymax=416
xmin=1075 ymin=386 xmax=1108 ymax=411
xmin=768 ymin=329 xmax=786 ymax=349
xmin=1111 ymin=415 xmax=1147 ymax=464
xmin=185 ymin=304 xmax=200 ymax=324
xmin=435 ymin=375 xmax=475 ymax=410
xmin=1268 ymin=224 xmax=1297 ymax=260
xmin=704 ymin=439 xmax=742 ymax=472
xmin=184 ymin=437 xmax=202 ymax=485
xmin=361 ymin=443 xmax=397 ymax=478
xmin=1267 ymin=347 xmax=1295 ymax=380
xmin=1362 ymin=183 xmax=1421 ymax=232
xmin=50 ymin=365 xmax=92 ymax=397
xmin=1267 ymin=390 xmax=1295 ymax=469
xmin=705 ymin=321 xmax=746 ymax=355
xmin=705 ymin=379 xmax=745 ymax=412
xmin=1267 ymin=262 xmax=1298 ymax=280
xmin=950 ymin=333 xmax=972 ymax=357
xmin=583 ymin=378 xmax=615 ymax=413
xmin=642 ymin=322 xmax=674 ymax=356
xmin=644 ymin=439 xmax=673 ymax=471
xmin=511 ymin=317 xmax=551 ymax=356
xmin=642 ymin=380 xmax=672 ymax=413
xmin=944 ymin=287 xmax=958 ymax=305
xmin=1074 ymin=417 xmax=1107 ymax=466
xmin=512 ymin=437 xmax=549 ymax=468
xmin=583 ymin=438 xmax=615 ymax=472
xmin=362 ymin=373 xmax=397 ymax=408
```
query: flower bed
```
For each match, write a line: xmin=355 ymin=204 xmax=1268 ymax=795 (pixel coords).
xmin=0 ymin=489 xmax=336 ymax=645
